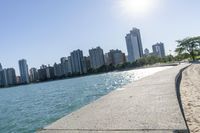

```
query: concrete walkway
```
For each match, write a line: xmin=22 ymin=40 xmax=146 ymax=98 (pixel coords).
xmin=38 ymin=64 xmax=189 ymax=133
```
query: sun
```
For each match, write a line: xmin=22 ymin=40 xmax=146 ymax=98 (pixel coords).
xmin=119 ymin=0 xmax=155 ymax=15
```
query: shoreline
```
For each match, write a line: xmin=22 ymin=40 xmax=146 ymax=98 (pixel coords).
xmin=0 ymin=62 xmax=179 ymax=90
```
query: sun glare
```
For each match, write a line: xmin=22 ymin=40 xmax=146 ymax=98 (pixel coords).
xmin=119 ymin=0 xmax=156 ymax=16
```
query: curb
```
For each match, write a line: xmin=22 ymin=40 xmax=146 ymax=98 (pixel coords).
xmin=175 ymin=64 xmax=191 ymax=133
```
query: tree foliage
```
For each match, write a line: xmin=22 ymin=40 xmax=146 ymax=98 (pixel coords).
xmin=175 ymin=36 xmax=200 ymax=61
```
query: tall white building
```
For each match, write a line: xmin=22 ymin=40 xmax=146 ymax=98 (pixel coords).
xmin=126 ymin=28 xmax=143 ymax=62
xmin=89 ymin=47 xmax=105 ymax=69
xmin=152 ymin=42 xmax=166 ymax=58
xmin=19 ymin=59 xmax=29 ymax=84
xmin=70 ymin=49 xmax=84 ymax=74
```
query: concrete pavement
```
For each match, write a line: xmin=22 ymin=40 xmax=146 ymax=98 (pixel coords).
xmin=38 ymin=64 xmax=189 ymax=133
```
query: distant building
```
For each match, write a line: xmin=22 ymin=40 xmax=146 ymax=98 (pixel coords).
xmin=46 ymin=65 xmax=55 ymax=79
xmin=70 ymin=49 xmax=84 ymax=74
xmin=60 ymin=57 xmax=67 ymax=63
xmin=0 ymin=63 xmax=2 ymax=71
xmin=126 ymin=28 xmax=143 ymax=62
xmin=152 ymin=42 xmax=166 ymax=58
xmin=6 ymin=68 xmax=16 ymax=86
xmin=0 ymin=68 xmax=16 ymax=87
xmin=53 ymin=63 xmax=62 ymax=77
xmin=106 ymin=50 xmax=126 ymax=66
xmin=38 ymin=65 xmax=48 ymax=81
xmin=85 ymin=56 xmax=91 ymax=70
xmin=89 ymin=47 xmax=105 ymax=69
xmin=144 ymin=48 xmax=150 ymax=56
xmin=60 ymin=57 xmax=68 ymax=76
xmin=18 ymin=59 xmax=29 ymax=84
xmin=67 ymin=56 xmax=73 ymax=74
xmin=16 ymin=76 xmax=21 ymax=85
xmin=30 ymin=68 xmax=39 ymax=82
xmin=82 ymin=56 xmax=88 ymax=73
xmin=0 ymin=69 xmax=8 ymax=87
xmin=0 ymin=63 xmax=3 ymax=87
xmin=104 ymin=53 xmax=111 ymax=66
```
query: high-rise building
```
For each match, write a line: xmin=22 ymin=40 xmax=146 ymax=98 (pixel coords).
xmin=89 ymin=47 xmax=105 ymax=69
xmin=82 ymin=56 xmax=88 ymax=73
xmin=85 ymin=56 xmax=91 ymax=70
xmin=38 ymin=65 xmax=48 ymax=81
xmin=104 ymin=53 xmax=112 ymax=65
xmin=126 ymin=28 xmax=143 ymax=62
xmin=70 ymin=49 xmax=84 ymax=74
xmin=30 ymin=68 xmax=39 ymax=82
xmin=16 ymin=76 xmax=21 ymax=85
xmin=18 ymin=59 xmax=29 ymax=84
xmin=0 ymin=63 xmax=3 ymax=87
xmin=46 ymin=65 xmax=55 ymax=79
xmin=60 ymin=57 xmax=68 ymax=76
xmin=0 ymin=69 xmax=8 ymax=87
xmin=152 ymin=42 xmax=166 ymax=58
xmin=0 ymin=63 xmax=2 ymax=71
xmin=53 ymin=63 xmax=62 ymax=77
xmin=0 ymin=65 xmax=16 ymax=87
xmin=144 ymin=48 xmax=150 ymax=56
xmin=6 ymin=68 xmax=16 ymax=86
xmin=107 ymin=50 xmax=126 ymax=66
xmin=67 ymin=56 xmax=73 ymax=74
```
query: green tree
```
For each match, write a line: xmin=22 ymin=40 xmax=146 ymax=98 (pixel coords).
xmin=175 ymin=36 xmax=200 ymax=61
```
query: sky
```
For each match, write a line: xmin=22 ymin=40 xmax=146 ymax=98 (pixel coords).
xmin=0 ymin=0 xmax=200 ymax=75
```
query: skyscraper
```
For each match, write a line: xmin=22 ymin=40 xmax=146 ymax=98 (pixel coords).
xmin=0 ymin=69 xmax=8 ymax=87
xmin=19 ymin=59 xmax=29 ymax=84
xmin=38 ymin=65 xmax=48 ymax=81
xmin=30 ymin=68 xmax=39 ymax=82
xmin=70 ymin=49 xmax=84 ymax=74
xmin=0 ymin=63 xmax=2 ymax=71
xmin=53 ymin=63 xmax=62 ymax=77
xmin=89 ymin=47 xmax=105 ymax=69
xmin=82 ymin=57 xmax=88 ymax=73
xmin=46 ymin=65 xmax=55 ymax=79
xmin=125 ymin=28 xmax=143 ymax=62
xmin=152 ymin=42 xmax=166 ymax=58
xmin=67 ymin=56 xmax=73 ymax=74
xmin=6 ymin=68 xmax=16 ymax=86
xmin=60 ymin=57 xmax=68 ymax=76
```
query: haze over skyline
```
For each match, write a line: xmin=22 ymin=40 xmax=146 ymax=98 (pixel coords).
xmin=0 ymin=0 xmax=200 ymax=75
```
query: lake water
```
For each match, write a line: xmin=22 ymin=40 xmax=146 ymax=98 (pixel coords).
xmin=0 ymin=66 xmax=172 ymax=133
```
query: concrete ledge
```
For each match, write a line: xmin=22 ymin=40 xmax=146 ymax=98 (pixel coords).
xmin=38 ymin=64 xmax=189 ymax=133
xmin=38 ymin=129 xmax=187 ymax=133
xmin=175 ymin=65 xmax=191 ymax=133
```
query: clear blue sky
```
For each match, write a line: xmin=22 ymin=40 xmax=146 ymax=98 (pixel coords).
xmin=0 ymin=0 xmax=200 ymax=75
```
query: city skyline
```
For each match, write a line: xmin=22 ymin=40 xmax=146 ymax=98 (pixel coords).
xmin=0 ymin=43 xmax=128 ymax=87
xmin=0 ymin=39 xmax=161 ymax=77
xmin=1 ymin=0 xmax=200 ymax=74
